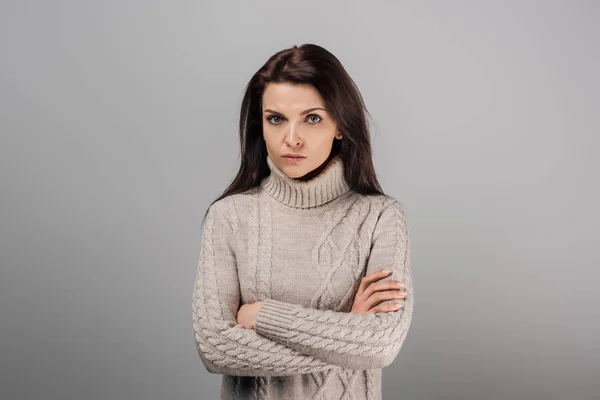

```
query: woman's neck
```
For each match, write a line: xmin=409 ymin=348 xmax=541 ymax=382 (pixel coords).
xmin=261 ymin=152 xmax=350 ymax=209
xmin=294 ymin=152 xmax=336 ymax=182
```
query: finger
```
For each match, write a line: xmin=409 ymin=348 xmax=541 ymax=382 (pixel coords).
xmin=363 ymin=278 xmax=405 ymax=300
xmin=364 ymin=290 xmax=406 ymax=310
xmin=368 ymin=302 xmax=403 ymax=313
xmin=357 ymin=270 xmax=391 ymax=296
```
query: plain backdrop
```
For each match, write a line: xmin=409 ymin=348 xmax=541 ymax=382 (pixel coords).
xmin=1 ymin=1 xmax=598 ymax=399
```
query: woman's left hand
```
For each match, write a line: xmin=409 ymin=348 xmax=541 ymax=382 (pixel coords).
xmin=236 ymin=301 xmax=263 ymax=329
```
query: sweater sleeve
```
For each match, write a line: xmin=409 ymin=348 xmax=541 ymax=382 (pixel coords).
xmin=254 ymin=199 xmax=414 ymax=370
xmin=192 ymin=201 xmax=338 ymax=377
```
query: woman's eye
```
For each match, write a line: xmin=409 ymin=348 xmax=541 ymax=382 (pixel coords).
xmin=307 ymin=114 xmax=322 ymax=124
xmin=266 ymin=115 xmax=282 ymax=124
xmin=266 ymin=114 xmax=321 ymax=125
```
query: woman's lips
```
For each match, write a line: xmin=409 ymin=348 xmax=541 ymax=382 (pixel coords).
xmin=283 ymin=156 xmax=306 ymax=163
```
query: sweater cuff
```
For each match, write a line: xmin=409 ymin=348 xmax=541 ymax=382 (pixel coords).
xmin=254 ymin=299 xmax=299 ymax=342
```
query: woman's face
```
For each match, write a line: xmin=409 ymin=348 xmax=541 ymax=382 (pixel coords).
xmin=261 ymin=82 xmax=340 ymax=179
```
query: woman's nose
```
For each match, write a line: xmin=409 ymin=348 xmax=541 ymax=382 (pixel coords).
xmin=284 ymin=126 xmax=302 ymax=146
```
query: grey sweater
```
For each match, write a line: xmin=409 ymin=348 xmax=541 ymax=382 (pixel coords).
xmin=192 ymin=154 xmax=414 ymax=400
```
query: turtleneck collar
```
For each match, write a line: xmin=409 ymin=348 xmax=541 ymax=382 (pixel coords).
xmin=261 ymin=154 xmax=351 ymax=209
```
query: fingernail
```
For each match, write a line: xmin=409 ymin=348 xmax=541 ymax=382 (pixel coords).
xmin=382 ymin=270 xmax=391 ymax=274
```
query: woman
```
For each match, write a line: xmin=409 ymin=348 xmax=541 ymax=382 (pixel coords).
xmin=192 ymin=43 xmax=413 ymax=400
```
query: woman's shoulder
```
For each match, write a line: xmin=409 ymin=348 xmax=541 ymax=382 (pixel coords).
xmin=206 ymin=189 xmax=258 ymax=222
xmin=351 ymin=193 xmax=409 ymax=238
xmin=355 ymin=192 xmax=405 ymax=213
xmin=208 ymin=193 xmax=246 ymax=214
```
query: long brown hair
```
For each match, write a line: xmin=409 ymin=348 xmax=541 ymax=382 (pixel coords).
xmin=204 ymin=43 xmax=385 ymax=221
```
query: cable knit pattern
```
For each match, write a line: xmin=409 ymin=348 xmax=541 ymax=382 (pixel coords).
xmin=255 ymin=201 xmax=413 ymax=371
xmin=192 ymin=203 xmax=336 ymax=376
xmin=192 ymin=154 xmax=414 ymax=399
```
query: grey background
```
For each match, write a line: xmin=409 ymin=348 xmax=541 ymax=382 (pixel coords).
xmin=1 ymin=1 xmax=598 ymax=399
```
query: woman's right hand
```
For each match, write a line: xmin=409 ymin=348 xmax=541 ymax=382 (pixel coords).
xmin=351 ymin=270 xmax=406 ymax=314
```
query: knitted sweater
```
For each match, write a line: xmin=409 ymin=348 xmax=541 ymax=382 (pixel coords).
xmin=192 ymin=154 xmax=414 ymax=400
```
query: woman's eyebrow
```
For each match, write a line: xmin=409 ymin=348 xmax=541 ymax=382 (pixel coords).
xmin=264 ymin=107 xmax=327 ymax=116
